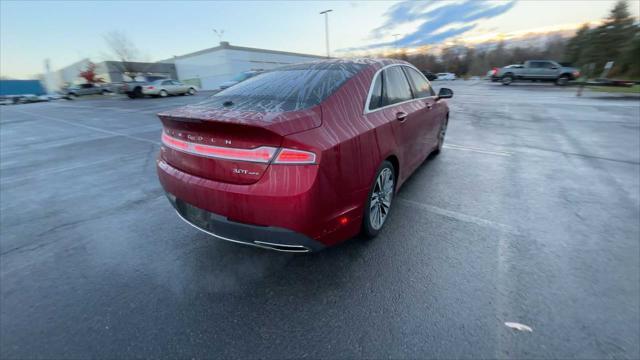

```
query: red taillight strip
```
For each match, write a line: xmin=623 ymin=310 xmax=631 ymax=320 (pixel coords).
xmin=273 ymin=148 xmax=316 ymax=164
xmin=162 ymin=132 xmax=277 ymax=163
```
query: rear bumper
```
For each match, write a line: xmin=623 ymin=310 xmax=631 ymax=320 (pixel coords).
xmin=166 ymin=192 xmax=324 ymax=252
xmin=157 ymin=159 xmax=364 ymax=249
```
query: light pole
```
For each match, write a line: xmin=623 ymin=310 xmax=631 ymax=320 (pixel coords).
xmin=319 ymin=9 xmax=333 ymax=58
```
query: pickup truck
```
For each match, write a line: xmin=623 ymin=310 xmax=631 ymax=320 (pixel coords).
xmin=490 ymin=60 xmax=580 ymax=86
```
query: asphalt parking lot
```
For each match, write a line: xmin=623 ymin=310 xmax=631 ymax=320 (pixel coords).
xmin=1 ymin=83 xmax=639 ymax=359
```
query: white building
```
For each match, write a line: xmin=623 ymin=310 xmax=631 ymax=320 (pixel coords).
xmin=163 ymin=41 xmax=325 ymax=90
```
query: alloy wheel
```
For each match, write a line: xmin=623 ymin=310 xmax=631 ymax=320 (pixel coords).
xmin=369 ymin=168 xmax=394 ymax=230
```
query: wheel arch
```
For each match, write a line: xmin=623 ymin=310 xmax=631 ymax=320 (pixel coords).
xmin=385 ymin=154 xmax=400 ymax=189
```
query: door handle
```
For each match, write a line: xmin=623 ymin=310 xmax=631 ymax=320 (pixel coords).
xmin=425 ymin=102 xmax=433 ymax=110
xmin=396 ymin=111 xmax=408 ymax=122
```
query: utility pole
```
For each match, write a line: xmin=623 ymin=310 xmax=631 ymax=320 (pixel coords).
xmin=319 ymin=9 xmax=333 ymax=58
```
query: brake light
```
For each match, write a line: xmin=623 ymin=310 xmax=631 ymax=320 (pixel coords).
xmin=491 ymin=67 xmax=498 ymax=75
xmin=162 ymin=133 xmax=188 ymax=150
xmin=192 ymin=144 xmax=275 ymax=162
xmin=147 ymin=86 xmax=155 ymax=90
xmin=273 ymin=148 xmax=317 ymax=164
xmin=161 ymin=132 xmax=277 ymax=163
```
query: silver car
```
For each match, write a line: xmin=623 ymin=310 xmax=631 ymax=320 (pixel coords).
xmin=64 ymin=83 xmax=111 ymax=97
xmin=141 ymin=80 xmax=197 ymax=97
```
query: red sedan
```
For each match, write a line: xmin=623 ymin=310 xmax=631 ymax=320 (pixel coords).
xmin=157 ymin=59 xmax=453 ymax=252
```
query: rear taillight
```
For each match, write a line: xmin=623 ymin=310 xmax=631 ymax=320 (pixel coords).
xmin=162 ymin=132 xmax=276 ymax=163
xmin=147 ymin=86 xmax=155 ymax=90
xmin=491 ymin=67 xmax=498 ymax=75
xmin=273 ymin=148 xmax=316 ymax=164
xmin=162 ymin=132 xmax=317 ymax=165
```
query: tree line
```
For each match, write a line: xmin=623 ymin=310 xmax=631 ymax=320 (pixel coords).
xmin=386 ymin=0 xmax=639 ymax=79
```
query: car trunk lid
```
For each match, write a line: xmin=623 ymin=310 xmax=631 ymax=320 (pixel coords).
xmin=157 ymin=105 xmax=321 ymax=185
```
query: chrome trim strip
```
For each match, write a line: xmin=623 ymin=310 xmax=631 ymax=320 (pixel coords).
xmin=253 ymin=241 xmax=310 ymax=252
xmin=174 ymin=210 xmax=310 ymax=253
xmin=363 ymin=63 xmax=436 ymax=115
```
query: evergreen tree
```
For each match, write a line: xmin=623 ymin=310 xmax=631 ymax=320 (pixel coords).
xmin=564 ymin=24 xmax=590 ymax=65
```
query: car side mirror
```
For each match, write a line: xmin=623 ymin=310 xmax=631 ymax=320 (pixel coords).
xmin=437 ymin=88 xmax=453 ymax=100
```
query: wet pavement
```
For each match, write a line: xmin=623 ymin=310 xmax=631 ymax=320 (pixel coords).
xmin=1 ymin=83 xmax=639 ymax=358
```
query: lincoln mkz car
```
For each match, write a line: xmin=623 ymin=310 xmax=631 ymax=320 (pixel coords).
xmin=156 ymin=59 xmax=453 ymax=252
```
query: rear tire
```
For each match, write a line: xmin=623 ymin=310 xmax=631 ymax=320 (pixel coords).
xmin=188 ymin=87 xmax=196 ymax=95
xmin=501 ymin=74 xmax=513 ymax=85
xmin=362 ymin=161 xmax=395 ymax=238
xmin=555 ymin=75 xmax=570 ymax=86
xmin=159 ymin=90 xmax=168 ymax=97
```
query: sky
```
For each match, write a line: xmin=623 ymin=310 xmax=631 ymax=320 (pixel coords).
xmin=1 ymin=0 xmax=638 ymax=79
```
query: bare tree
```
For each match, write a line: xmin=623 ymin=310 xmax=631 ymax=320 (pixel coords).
xmin=103 ymin=31 xmax=140 ymax=80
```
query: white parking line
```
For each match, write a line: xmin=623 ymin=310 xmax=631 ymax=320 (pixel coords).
xmin=444 ymin=143 xmax=513 ymax=157
xmin=397 ymin=198 xmax=520 ymax=234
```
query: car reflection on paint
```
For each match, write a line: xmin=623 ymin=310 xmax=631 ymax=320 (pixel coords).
xmin=156 ymin=59 xmax=453 ymax=252
xmin=218 ymin=70 xmax=264 ymax=90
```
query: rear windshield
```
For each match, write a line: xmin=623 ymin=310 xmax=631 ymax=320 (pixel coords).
xmin=199 ymin=62 xmax=366 ymax=112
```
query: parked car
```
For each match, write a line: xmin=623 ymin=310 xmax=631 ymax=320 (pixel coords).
xmin=435 ymin=72 xmax=457 ymax=80
xmin=64 ymin=83 xmax=111 ymax=98
xmin=218 ymin=70 xmax=264 ymax=90
xmin=121 ymin=80 xmax=149 ymax=98
xmin=140 ymin=79 xmax=197 ymax=98
xmin=16 ymin=94 xmax=49 ymax=104
xmin=123 ymin=79 xmax=196 ymax=98
xmin=156 ymin=59 xmax=453 ymax=252
xmin=421 ymin=70 xmax=437 ymax=81
xmin=492 ymin=60 xmax=580 ymax=85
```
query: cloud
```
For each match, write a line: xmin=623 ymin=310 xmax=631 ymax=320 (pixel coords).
xmin=344 ymin=0 xmax=516 ymax=52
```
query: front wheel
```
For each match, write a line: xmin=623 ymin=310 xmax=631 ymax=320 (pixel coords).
xmin=433 ymin=116 xmax=449 ymax=155
xmin=363 ymin=161 xmax=395 ymax=238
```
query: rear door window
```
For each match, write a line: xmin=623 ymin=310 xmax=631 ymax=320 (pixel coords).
xmin=381 ymin=66 xmax=413 ymax=107
xmin=368 ymin=73 xmax=383 ymax=111
xmin=403 ymin=66 xmax=434 ymax=98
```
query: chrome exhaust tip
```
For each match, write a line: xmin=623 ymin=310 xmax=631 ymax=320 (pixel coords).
xmin=253 ymin=241 xmax=311 ymax=253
